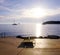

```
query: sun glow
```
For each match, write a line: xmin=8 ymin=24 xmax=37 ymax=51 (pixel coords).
xmin=23 ymin=7 xmax=47 ymax=18
xmin=31 ymin=7 xmax=47 ymax=18
xmin=36 ymin=23 xmax=42 ymax=37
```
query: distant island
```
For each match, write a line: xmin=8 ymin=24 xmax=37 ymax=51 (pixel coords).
xmin=42 ymin=21 xmax=60 ymax=25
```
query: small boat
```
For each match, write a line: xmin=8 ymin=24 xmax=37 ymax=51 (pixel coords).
xmin=12 ymin=23 xmax=17 ymax=25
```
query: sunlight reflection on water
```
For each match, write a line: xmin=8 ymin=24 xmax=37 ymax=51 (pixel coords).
xmin=36 ymin=23 xmax=42 ymax=37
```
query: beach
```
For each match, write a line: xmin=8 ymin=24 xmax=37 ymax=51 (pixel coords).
xmin=0 ymin=37 xmax=60 ymax=55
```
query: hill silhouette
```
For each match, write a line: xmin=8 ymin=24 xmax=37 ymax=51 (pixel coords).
xmin=43 ymin=21 xmax=60 ymax=25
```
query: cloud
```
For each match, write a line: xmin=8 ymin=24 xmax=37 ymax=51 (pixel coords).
xmin=0 ymin=0 xmax=60 ymax=24
xmin=0 ymin=15 xmax=5 ymax=18
xmin=0 ymin=0 xmax=5 ymax=3
xmin=0 ymin=6 xmax=12 ymax=12
xmin=45 ymin=8 xmax=60 ymax=16
xmin=0 ymin=0 xmax=60 ymax=14
xmin=18 ymin=8 xmax=60 ymax=18
xmin=0 ymin=7 xmax=60 ymax=19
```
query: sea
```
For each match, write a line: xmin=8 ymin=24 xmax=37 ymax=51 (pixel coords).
xmin=0 ymin=23 xmax=60 ymax=37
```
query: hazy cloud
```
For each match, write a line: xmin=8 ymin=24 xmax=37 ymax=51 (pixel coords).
xmin=0 ymin=0 xmax=60 ymax=23
xmin=0 ymin=0 xmax=5 ymax=3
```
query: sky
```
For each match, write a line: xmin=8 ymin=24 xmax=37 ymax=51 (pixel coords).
xmin=0 ymin=0 xmax=60 ymax=24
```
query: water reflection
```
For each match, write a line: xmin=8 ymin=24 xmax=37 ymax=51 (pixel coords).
xmin=36 ymin=23 xmax=42 ymax=37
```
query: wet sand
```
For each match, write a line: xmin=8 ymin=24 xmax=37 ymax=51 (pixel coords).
xmin=0 ymin=37 xmax=60 ymax=55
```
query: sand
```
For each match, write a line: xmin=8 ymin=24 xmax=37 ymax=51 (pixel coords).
xmin=0 ymin=37 xmax=60 ymax=55
xmin=0 ymin=37 xmax=23 ymax=55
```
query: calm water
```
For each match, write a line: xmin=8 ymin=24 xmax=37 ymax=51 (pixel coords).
xmin=0 ymin=23 xmax=60 ymax=37
xmin=42 ymin=24 xmax=60 ymax=37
